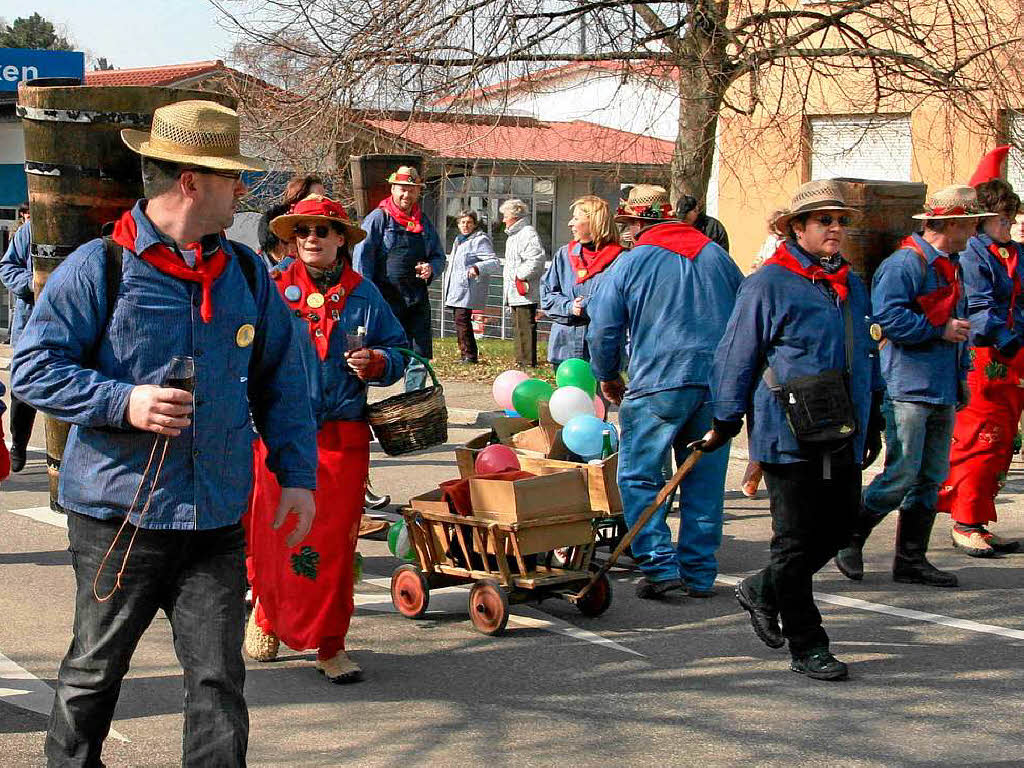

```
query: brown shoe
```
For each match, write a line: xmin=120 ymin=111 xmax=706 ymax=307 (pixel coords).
xmin=950 ymin=526 xmax=995 ymax=558
xmin=358 ymin=515 xmax=389 ymax=538
xmin=244 ymin=605 xmax=279 ymax=662
xmin=316 ymin=651 xmax=363 ymax=684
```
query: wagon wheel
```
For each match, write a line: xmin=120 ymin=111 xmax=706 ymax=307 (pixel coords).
xmin=390 ymin=564 xmax=429 ymax=619
xmin=576 ymin=571 xmax=612 ymax=618
xmin=468 ymin=579 xmax=509 ymax=635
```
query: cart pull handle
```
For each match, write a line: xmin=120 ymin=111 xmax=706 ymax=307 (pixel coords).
xmin=572 ymin=450 xmax=704 ymax=603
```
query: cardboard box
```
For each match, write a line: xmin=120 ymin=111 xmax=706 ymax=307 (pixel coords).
xmin=517 ymin=453 xmax=622 ymax=514
xmin=471 ymin=511 xmax=595 ymax=555
xmin=469 ymin=470 xmax=590 ymax=522
xmin=408 ymin=488 xmax=452 ymax=516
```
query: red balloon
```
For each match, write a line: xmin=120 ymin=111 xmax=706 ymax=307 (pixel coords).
xmin=474 ymin=444 xmax=521 ymax=475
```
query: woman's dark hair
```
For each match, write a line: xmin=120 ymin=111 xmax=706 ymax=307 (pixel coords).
xmin=258 ymin=203 xmax=292 ymax=254
xmin=17 ymin=201 xmax=29 ymax=216
xmin=974 ymin=179 xmax=1020 ymax=222
xmin=283 ymin=174 xmax=325 ymax=206
xmin=785 ymin=212 xmax=809 ymax=242
xmin=456 ymin=209 xmax=479 ymax=228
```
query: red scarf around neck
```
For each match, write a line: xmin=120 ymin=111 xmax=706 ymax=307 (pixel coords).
xmin=277 ymin=258 xmax=363 ymax=360
xmin=900 ymin=235 xmax=961 ymax=327
xmin=111 ymin=209 xmax=226 ymax=323
xmin=379 ymin=197 xmax=424 ymax=234
xmin=986 ymin=240 xmax=1021 ymax=330
xmin=634 ymin=221 xmax=711 ymax=260
xmin=766 ymin=242 xmax=850 ymax=301
xmin=568 ymin=241 xmax=624 ymax=283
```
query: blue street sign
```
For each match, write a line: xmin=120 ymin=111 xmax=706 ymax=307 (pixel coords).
xmin=0 ymin=48 xmax=85 ymax=91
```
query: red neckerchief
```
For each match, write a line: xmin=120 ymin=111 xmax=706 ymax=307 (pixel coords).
xmin=900 ymin=235 xmax=961 ymax=327
xmin=274 ymin=258 xmax=363 ymax=360
xmin=986 ymin=241 xmax=1021 ymax=329
xmin=634 ymin=221 xmax=711 ymax=260
xmin=765 ymin=242 xmax=850 ymax=301
xmin=379 ymin=197 xmax=424 ymax=234
xmin=111 ymin=209 xmax=227 ymax=323
xmin=567 ymin=241 xmax=624 ymax=284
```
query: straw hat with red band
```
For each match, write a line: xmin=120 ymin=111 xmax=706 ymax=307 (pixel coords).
xmin=614 ymin=184 xmax=677 ymax=223
xmin=270 ymin=194 xmax=367 ymax=244
xmin=388 ymin=165 xmax=424 ymax=187
xmin=912 ymin=184 xmax=997 ymax=220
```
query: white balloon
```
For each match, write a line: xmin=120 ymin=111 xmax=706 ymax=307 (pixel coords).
xmin=548 ymin=385 xmax=597 ymax=425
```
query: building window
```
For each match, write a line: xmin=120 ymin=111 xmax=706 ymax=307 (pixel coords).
xmin=809 ymin=115 xmax=912 ymax=182
xmin=441 ymin=173 xmax=556 ymax=256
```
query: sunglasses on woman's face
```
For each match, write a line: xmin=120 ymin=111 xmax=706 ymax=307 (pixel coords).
xmin=295 ymin=224 xmax=331 ymax=239
xmin=811 ymin=214 xmax=852 ymax=227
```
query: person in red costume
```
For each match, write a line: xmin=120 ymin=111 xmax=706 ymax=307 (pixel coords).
xmin=245 ymin=195 xmax=408 ymax=683
xmin=938 ymin=151 xmax=1024 ymax=558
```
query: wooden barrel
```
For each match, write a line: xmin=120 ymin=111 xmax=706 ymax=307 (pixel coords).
xmin=835 ymin=178 xmax=928 ymax=286
xmin=349 ymin=154 xmax=424 ymax=218
xmin=17 ymin=81 xmax=236 ymax=510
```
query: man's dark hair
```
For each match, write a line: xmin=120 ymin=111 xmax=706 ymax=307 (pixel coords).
xmin=974 ymin=179 xmax=1020 ymax=223
xmin=17 ymin=201 xmax=29 ymax=216
xmin=785 ymin=212 xmax=809 ymax=242
xmin=924 ymin=219 xmax=949 ymax=234
xmin=675 ymin=194 xmax=699 ymax=219
xmin=258 ymin=203 xmax=292 ymax=254
xmin=142 ymin=157 xmax=186 ymax=198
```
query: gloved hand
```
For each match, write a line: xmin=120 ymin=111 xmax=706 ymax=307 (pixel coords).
xmin=600 ymin=376 xmax=626 ymax=406
xmin=687 ymin=419 xmax=742 ymax=453
xmin=346 ymin=348 xmax=387 ymax=381
xmin=0 ymin=423 xmax=10 ymax=483
xmin=862 ymin=391 xmax=884 ymax=469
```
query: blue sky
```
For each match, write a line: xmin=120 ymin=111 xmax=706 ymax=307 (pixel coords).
xmin=5 ymin=1 xmax=241 ymax=69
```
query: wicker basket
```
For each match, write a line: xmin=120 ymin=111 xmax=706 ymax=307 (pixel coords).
xmin=366 ymin=348 xmax=448 ymax=456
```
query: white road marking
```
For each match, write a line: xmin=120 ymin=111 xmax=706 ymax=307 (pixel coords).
xmin=8 ymin=506 xmax=67 ymax=529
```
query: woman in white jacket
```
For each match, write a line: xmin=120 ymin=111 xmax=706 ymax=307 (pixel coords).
xmin=500 ymin=199 xmax=547 ymax=368
xmin=443 ymin=210 xmax=500 ymax=363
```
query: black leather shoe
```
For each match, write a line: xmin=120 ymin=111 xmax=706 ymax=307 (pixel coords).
xmin=635 ymin=577 xmax=684 ymax=600
xmin=735 ymin=578 xmax=785 ymax=649
xmin=790 ymin=649 xmax=848 ymax=680
xmin=685 ymin=585 xmax=716 ymax=599
xmin=834 ymin=545 xmax=864 ymax=581
xmin=9 ymin=445 xmax=26 ymax=473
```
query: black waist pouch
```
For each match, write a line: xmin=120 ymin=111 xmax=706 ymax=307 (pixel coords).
xmin=776 ymin=368 xmax=857 ymax=444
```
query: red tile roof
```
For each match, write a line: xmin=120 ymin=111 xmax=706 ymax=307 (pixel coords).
xmin=84 ymin=60 xmax=225 ymax=87
xmin=364 ymin=114 xmax=672 ymax=166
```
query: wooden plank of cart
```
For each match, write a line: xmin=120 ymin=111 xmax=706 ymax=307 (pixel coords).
xmin=389 ymin=470 xmax=613 ymax=635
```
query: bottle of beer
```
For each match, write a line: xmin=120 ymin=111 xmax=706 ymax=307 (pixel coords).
xmin=600 ymin=429 xmax=613 ymax=459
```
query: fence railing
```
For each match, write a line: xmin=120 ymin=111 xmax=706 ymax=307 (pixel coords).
xmin=428 ymin=268 xmax=553 ymax=344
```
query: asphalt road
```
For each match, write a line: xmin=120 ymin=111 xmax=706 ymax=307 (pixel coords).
xmin=2 ymin=364 xmax=1024 ymax=766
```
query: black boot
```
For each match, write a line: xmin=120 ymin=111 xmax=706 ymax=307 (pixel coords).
xmin=893 ymin=508 xmax=958 ymax=587
xmin=834 ymin=508 xmax=886 ymax=581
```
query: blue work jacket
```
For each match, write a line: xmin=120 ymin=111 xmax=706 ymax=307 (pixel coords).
xmin=443 ymin=230 xmax=500 ymax=309
xmin=12 ymin=201 xmax=318 ymax=530
xmin=0 ymin=222 xmax=33 ymax=347
xmin=541 ymin=242 xmax=620 ymax=364
xmin=588 ymin=226 xmax=742 ymax=397
xmin=271 ymin=260 xmax=408 ymax=425
xmin=871 ymin=233 xmax=968 ymax=405
xmin=711 ymin=243 xmax=882 ymax=464
xmin=352 ymin=207 xmax=446 ymax=311
xmin=960 ymin=233 xmax=1024 ymax=351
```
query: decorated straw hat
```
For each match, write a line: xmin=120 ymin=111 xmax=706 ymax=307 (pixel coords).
xmin=912 ymin=184 xmax=997 ymax=220
xmin=270 ymin=195 xmax=367 ymax=244
xmin=774 ymin=180 xmax=859 ymax=232
xmin=614 ymin=184 xmax=677 ymax=223
xmin=388 ymin=165 xmax=424 ymax=187
xmin=121 ymin=100 xmax=266 ymax=172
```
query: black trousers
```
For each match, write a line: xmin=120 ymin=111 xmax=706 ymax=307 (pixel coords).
xmin=9 ymin=393 xmax=37 ymax=451
xmin=451 ymin=307 xmax=478 ymax=361
xmin=747 ymin=459 xmax=860 ymax=655
xmin=511 ymin=304 xmax=537 ymax=367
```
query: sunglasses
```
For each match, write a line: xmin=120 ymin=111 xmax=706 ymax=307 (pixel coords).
xmin=181 ymin=167 xmax=244 ymax=181
xmin=294 ymin=224 xmax=332 ymax=239
xmin=811 ymin=214 xmax=852 ymax=227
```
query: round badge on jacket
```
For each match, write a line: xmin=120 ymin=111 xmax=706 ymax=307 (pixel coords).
xmin=236 ymin=323 xmax=256 ymax=348
xmin=998 ymin=247 xmax=1011 ymax=260
xmin=869 ymin=323 xmax=883 ymax=342
xmin=284 ymin=285 xmax=302 ymax=302
xmin=307 ymin=292 xmax=325 ymax=309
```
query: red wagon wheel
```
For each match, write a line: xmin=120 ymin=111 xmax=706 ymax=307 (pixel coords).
xmin=468 ymin=579 xmax=509 ymax=635
xmin=576 ymin=571 xmax=612 ymax=617
xmin=391 ymin=564 xmax=429 ymax=618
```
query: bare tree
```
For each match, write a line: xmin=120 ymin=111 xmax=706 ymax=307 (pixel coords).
xmin=212 ymin=0 xmax=1024 ymax=201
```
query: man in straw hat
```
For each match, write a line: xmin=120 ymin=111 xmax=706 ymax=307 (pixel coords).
xmin=353 ymin=165 xmax=445 ymax=392
xmin=834 ymin=184 xmax=981 ymax=588
xmin=702 ymin=179 xmax=883 ymax=681
xmin=13 ymin=99 xmax=318 ymax=765
xmin=588 ymin=185 xmax=743 ymax=600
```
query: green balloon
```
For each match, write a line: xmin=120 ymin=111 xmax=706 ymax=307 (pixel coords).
xmin=511 ymin=378 xmax=555 ymax=420
xmin=556 ymin=358 xmax=597 ymax=396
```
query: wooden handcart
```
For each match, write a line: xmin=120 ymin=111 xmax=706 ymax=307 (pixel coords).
xmin=390 ymin=504 xmax=612 ymax=635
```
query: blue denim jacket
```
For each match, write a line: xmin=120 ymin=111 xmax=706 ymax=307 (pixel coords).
xmin=960 ymin=233 xmax=1024 ymax=351
xmin=711 ymin=243 xmax=882 ymax=464
xmin=871 ymin=233 xmax=968 ymax=405
xmin=352 ymin=207 xmax=446 ymax=308
xmin=271 ymin=260 xmax=409 ymax=424
xmin=0 ymin=222 xmax=33 ymax=346
xmin=588 ymin=235 xmax=742 ymax=396
xmin=12 ymin=201 xmax=318 ymax=529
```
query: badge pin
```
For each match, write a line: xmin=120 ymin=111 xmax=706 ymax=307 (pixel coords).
xmin=999 ymin=247 xmax=1011 ymax=260
xmin=284 ymin=285 xmax=301 ymax=302
xmin=307 ymin=312 xmax=320 ymax=322
xmin=235 ymin=323 xmax=256 ymax=348
xmin=330 ymin=291 xmax=343 ymax=302
xmin=577 ymin=269 xmax=588 ymax=278
xmin=331 ymin=309 xmax=340 ymax=321
xmin=306 ymin=292 xmax=325 ymax=309
xmin=869 ymin=322 xmax=883 ymax=342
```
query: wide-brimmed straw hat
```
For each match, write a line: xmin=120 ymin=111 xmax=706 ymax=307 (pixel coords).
xmin=912 ymin=184 xmax=997 ymax=220
xmin=388 ymin=165 xmax=424 ymax=187
xmin=270 ymin=195 xmax=367 ymax=244
xmin=121 ymin=100 xmax=267 ymax=172
xmin=774 ymin=180 xmax=859 ymax=233
xmin=614 ymin=184 xmax=677 ymax=223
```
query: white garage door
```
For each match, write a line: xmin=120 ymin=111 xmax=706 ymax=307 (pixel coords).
xmin=810 ymin=115 xmax=912 ymax=181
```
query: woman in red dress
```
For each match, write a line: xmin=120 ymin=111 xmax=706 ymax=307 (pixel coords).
xmin=244 ymin=195 xmax=407 ymax=683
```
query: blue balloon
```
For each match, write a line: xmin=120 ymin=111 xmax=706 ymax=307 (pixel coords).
xmin=504 ymin=409 xmax=521 ymax=417
xmin=562 ymin=415 xmax=618 ymax=459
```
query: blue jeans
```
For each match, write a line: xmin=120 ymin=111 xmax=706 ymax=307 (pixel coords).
xmin=863 ymin=399 xmax=955 ymax=517
xmin=46 ymin=513 xmax=248 ymax=767
xmin=618 ymin=386 xmax=731 ymax=588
